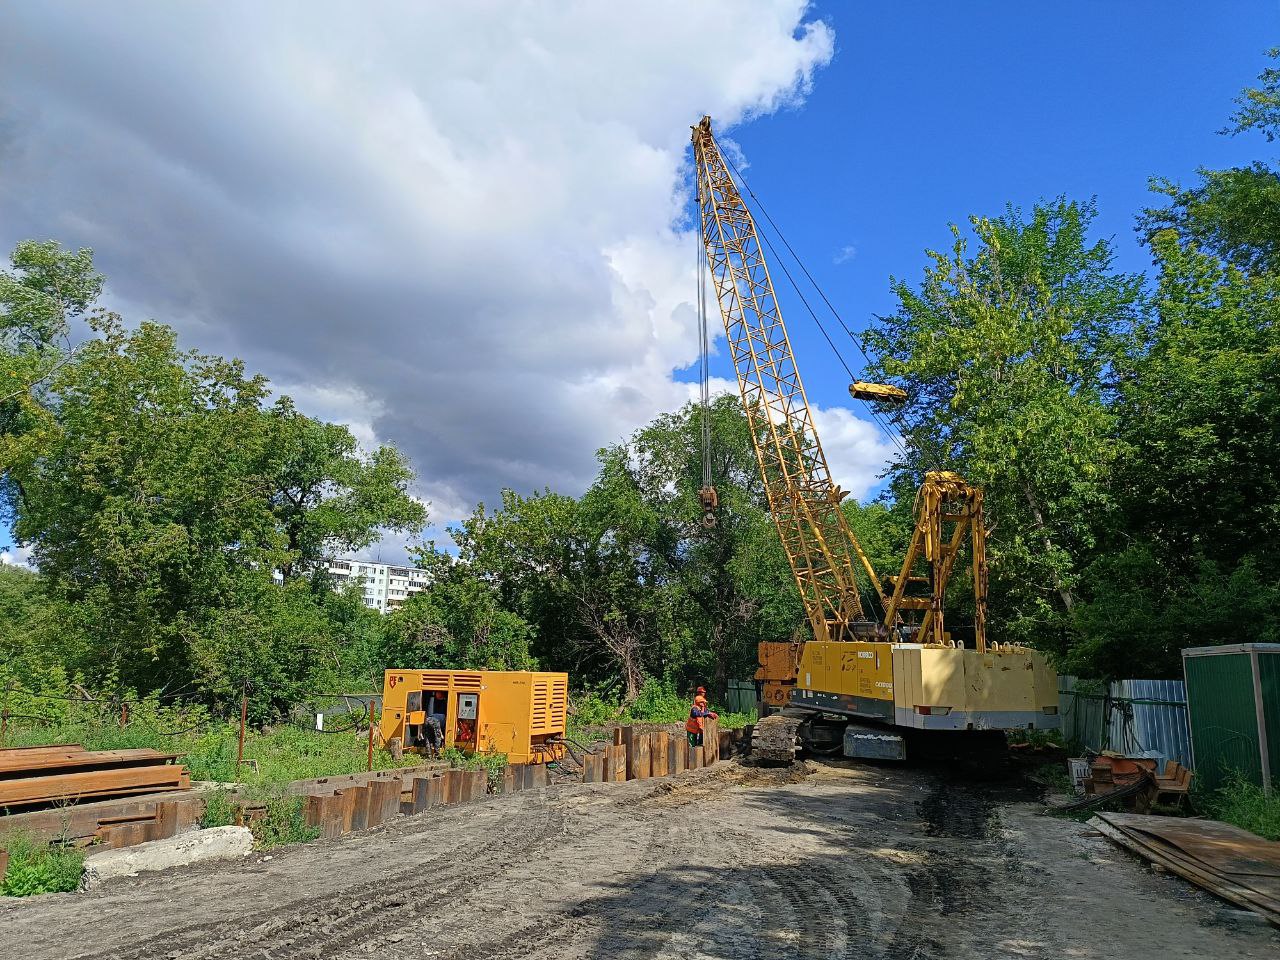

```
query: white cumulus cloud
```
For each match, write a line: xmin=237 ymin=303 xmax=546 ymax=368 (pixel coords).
xmin=0 ymin=3 xmax=889 ymax=551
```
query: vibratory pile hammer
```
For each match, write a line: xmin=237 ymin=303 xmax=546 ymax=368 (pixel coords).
xmin=690 ymin=116 xmax=1059 ymax=763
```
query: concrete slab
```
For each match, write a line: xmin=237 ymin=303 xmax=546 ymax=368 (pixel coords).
xmin=81 ymin=826 xmax=253 ymax=888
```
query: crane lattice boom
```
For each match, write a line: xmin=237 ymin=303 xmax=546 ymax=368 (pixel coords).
xmin=692 ymin=117 xmax=882 ymax=643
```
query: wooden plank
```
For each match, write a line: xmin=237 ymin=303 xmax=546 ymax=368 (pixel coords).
xmin=152 ymin=801 xmax=179 ymax=841
xmin=670 ymin=737 xmax=686 ymax=776
xmin=370 ymin=779 xmax=401 ymax=824
xmin=283 ymin=763 xmax=444 ymax=797
xmin=528 ymin=764 xmax=548 ymax=790
xmin=466 ymin=769 xmax=488 ymax=802
xmin=650 ymin=732 xmax=669 ymax=778
xmin=702 ymin=718 xmax=718 ymax=767
xmin=0 ymin=765 xmax=188 ymax=806
xmin=507 ymin=764 xmax=526 ymax=792
xmin=687 ymin=739 xmax=702 ymax=771
xmin=612 ymin=727 xmax=624 ymax=747
xmin=347 ymin=786 xmax=371 ymax=831
xmin=0 ymin=749 xmax=179 ymax=775
xmin=322 ymin=793 xmax=347 ymax=839
xmin=604 ymin=745 xmax=627 ymax=783
xmin=628 ymin=733 xmax=652 ymax=780
xmin=338 ymin=787 xmax=357 ymax=833
xmin=619 ymin=726 xmax=636 ymax=779
xmin=444 ymin=769 xmax=466 ymax=805
xmin=409 ymin=776 xmax=433 ymax=813
xmin=582 ymin=753 xmax=604 ymax=784
xmin=1093 ymin=818 xmax=1280 ymax=922
xmin=0 ymin=849 xmax=8 ymax=884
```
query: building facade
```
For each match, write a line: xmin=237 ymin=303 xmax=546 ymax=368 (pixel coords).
xmin=324 ymin=559 xmax=429 ymax=613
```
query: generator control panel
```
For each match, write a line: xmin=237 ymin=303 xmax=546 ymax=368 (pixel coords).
xmin=457 ymin=693 xmax=478 ymax=720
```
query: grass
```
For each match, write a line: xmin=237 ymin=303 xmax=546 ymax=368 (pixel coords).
xmin=569 ymin=679 xmax=756 ymax=738
xmin=0 ymin=832 xmax=84 ymax=897
xmin=1205 ymin=775 xmax=1280 ymax=841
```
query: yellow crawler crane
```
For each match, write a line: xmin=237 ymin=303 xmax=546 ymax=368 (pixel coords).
xmin=691 ymin=117 xmax=1059 ymax=761
xmin=379 ymin=669 xmax=569 ymax=765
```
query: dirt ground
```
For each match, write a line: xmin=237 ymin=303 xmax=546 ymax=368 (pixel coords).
xmin=3 ymin=761 xmax=1276 ymax=960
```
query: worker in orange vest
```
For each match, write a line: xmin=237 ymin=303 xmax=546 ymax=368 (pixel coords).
xmin=685 ymin=685 xmax=718 ymax=749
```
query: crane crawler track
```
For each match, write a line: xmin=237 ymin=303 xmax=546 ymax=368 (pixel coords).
xmin=750 ymin=711 xmax=804 ymax=765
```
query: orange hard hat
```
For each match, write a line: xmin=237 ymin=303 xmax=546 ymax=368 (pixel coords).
xmin=696 ymin=686 xmax=706 ymax=694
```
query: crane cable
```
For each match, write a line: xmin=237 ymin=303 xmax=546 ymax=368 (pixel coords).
xmin=719 ymin=153 xmax=913 ymax=466
xmin=697 ymin=190 xmax=713 ymax=492
xmin=695 ymin=163 xmax=719 ymax=529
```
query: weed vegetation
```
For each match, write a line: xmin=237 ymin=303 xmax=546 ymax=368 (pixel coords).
xmin=1207 ymin=775 xmax=1280 ymax=841
xmin=0 ymin=833 xmax=84 ymax=897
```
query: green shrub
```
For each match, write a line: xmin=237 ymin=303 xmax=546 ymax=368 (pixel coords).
xmin=622 ymin=678 xmax=689 ymax=724
xmin=0 ymin=834 xmax=84 ymax=897
xmin=199 ymin=787 xmax=238 ymax=828
xmin=247 ymin=792 xmax=319 ymax=848
xmin=442 ymin=747 xmax=508 ymax=792
xmin=1207 ymin=774 xmax=1280 ymax=841
xmin=570 ymin=691 xmax=621 ymax=727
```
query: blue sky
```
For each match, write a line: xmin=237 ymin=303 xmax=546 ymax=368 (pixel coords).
xmin=2 ymin=3 xmax=1275 ymax=561
xmin=685 ymin=2 xmax=1275 ymax=422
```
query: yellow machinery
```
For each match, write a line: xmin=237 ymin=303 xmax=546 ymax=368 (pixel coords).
xmin=691 ymin=116 xmax=1059 ymax=761
xmin=379 ymin=669 xmax=569 ymax=765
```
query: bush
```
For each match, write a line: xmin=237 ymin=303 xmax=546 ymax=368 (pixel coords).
xmin=570 ymin=691 xmax=621 ymax=727
xmin=442 ymin=746 xmax=508 ymax=792
xmin=247 ymin=791 xmax=319 ymax=848
xmin=1207 ymin=775 xmax=1280 ymax=841
xmin=199 ymin=787 xmax=238 ymax=828
xmin=0 ymin=834 xmax=84 ymax=897
xmin=623 ymin=678 xmax=689 ymax=724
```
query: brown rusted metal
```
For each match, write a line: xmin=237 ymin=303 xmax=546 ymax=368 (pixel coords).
xmin=236 ymin=689 xmax=247 ymax=781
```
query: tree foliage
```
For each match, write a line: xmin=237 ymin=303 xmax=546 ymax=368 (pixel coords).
xmin=0 ymin=244 xmax=425 ymax=716
xmin=865 ymin=199 xmax=1144 ymax=649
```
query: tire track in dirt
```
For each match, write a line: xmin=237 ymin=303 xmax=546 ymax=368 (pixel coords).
xmin=68 ymin=795 xmax=565 ymax=960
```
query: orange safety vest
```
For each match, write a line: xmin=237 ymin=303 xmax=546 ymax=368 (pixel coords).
xmin=686 ymin=695 xmax=709 ymax=733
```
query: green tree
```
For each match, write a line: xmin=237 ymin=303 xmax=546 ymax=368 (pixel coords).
xmin=1140 ymin=49 xmax=1280 ymax=275
xmin=864 ymin=199 xmax=1144 ymax=651
xmin=0 ymin=244 xmax=428 ymax=713
xmin=1071 ymin=231 xmax=1280 ymax=676
xmin=265 ymin=402 xmax=425 ymax=582
xmin=381 ymin=547 xmax=534 ymax=673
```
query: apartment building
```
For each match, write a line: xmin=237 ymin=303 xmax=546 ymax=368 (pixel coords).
xmin=324 ymin=559 xmax=430 ymax=613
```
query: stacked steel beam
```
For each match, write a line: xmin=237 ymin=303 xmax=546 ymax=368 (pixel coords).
xmin=0 ymin=745 xmax=190 ymax=809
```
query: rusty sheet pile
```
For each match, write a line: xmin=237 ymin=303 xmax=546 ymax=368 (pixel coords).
xmin=1092 ymin=812 xmax=1280 ymax=927
xmin=0 ymin=744 xmax=190 ymax=809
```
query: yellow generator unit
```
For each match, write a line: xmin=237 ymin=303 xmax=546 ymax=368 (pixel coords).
xmin=379 ymin=669 xmax=568 ymax=765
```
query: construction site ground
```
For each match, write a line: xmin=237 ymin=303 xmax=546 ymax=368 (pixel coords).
xmin=3 ymin=760 xmax=1276 ymax=960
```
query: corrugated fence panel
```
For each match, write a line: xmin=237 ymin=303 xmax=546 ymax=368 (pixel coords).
xmin=725 ymin=680 xmax=756 ymax=715
xmin=1108 ymin=679 xmax=1192 ymax=768
xmin=1059 ymin=676 xmax=1105 ymax=752
xmin=1058 ymin=676 xmax=1190 ymax=768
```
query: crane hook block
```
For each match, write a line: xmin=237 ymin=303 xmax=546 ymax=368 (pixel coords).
xmin=849 ymin=381 xmax=907 ymax=404
xmin=698 ymin=485 xmax=720 ymax=528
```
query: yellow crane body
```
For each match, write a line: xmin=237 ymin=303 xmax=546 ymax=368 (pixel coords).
xmin=792 ymin=641 xmax=1059 ymax=731
xmin=379 ymin=669 xmax=568 ymax=765
xmin=691 ymin=115 xmax=1059 ymax=758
